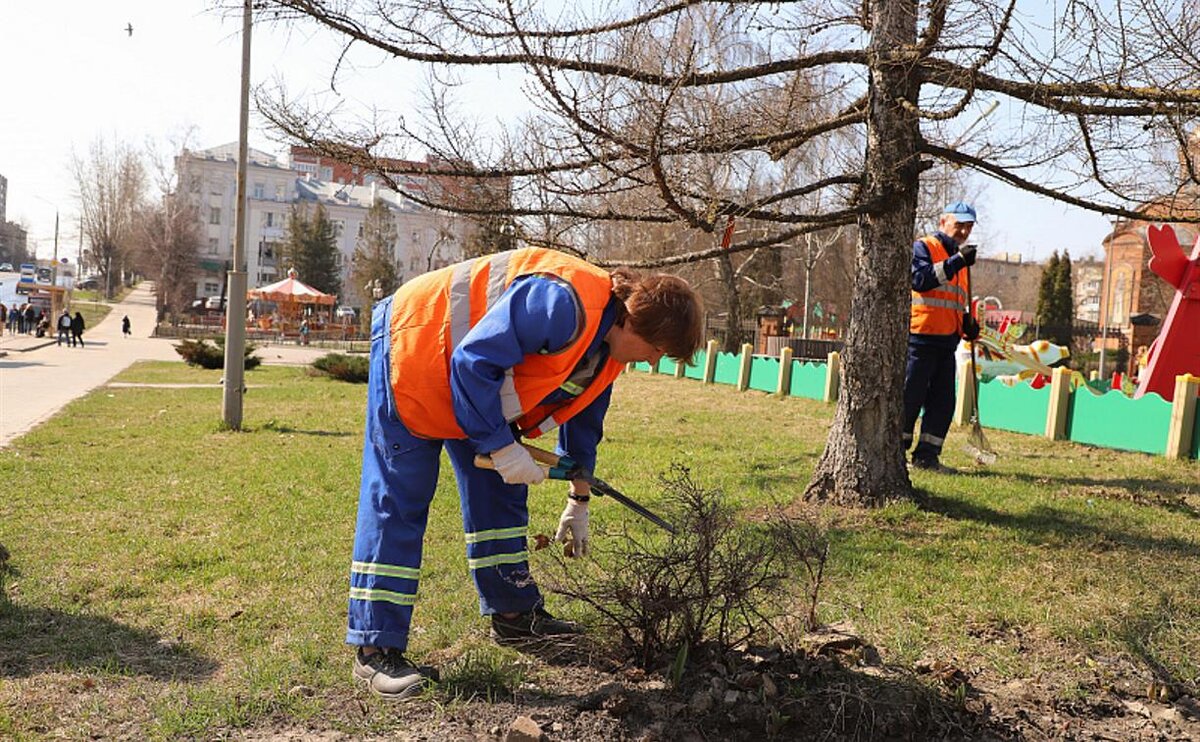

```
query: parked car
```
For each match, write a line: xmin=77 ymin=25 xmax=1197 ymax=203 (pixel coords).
xmin=0 ymin=262 xmax=13 ymax=272
xmin=76 ymin=277 xmax=100 ymax=290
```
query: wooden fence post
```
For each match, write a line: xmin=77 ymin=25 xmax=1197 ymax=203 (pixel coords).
xmin=1045 ymin=366 xmax=1072 ymax=440
xmin=953 ymin=359 xmax=974 ymax=426
xmin=824 ymin=351 xmax=840 ymax=403
xmin=702 ymin=339 xmax=719 ymax=384
xmin=776 ymin=346 xmax=794 ymax=397
xmin=736 ymin=343 xmax=753 ymax=391
xmin=1165 ymin=374 xmax=1200 ymax=460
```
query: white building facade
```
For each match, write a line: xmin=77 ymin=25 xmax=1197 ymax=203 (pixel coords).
xmin=177 ymin=144 xmax=471 ymax=305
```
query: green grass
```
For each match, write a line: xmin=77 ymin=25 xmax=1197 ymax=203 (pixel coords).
xmin=0 ymin=364 xmax=1197 ymax=737
xmin=69 ymin=300 xmax=112 ymax=329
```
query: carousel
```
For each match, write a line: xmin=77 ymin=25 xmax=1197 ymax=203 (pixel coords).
xmin=248 ymin=268 xmax=337 ymax=339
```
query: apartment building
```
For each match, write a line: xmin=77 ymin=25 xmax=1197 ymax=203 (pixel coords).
xmin=177 ymin=144 xmax=473 ymax=304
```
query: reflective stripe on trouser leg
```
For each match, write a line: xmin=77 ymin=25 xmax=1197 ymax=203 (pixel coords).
xmin=444 ymin=437 xmax=541 ymax=616
xmin=347 ymin=295 xmax=443 ymax=651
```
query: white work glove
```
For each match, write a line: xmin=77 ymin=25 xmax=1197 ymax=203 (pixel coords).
xmin=489 ymin=442 xmax=546 ymax=486
xmin=554 ymin=499 xmax=590 ymax=558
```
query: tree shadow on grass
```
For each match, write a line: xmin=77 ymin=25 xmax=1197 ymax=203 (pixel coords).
xmin=1112 ymin=598 xmax=1200 ymax=719
xmin=0 ymin=599 xmax=218 ymax=681
xmin=966 ymin=469 xmax=1200 ymax=519
xmin=256 ymin=423 xmax=354 ymax=438
xmin=919 ymin=491 xmax=1200 ymax=557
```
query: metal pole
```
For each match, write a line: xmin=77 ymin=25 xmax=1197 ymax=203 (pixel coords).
xmin=802 ymin=262 xmax=811 ymax=339
xmin=51 ymin=212 xmax=59 ymax=285
xmin=222 ymin=0 xmax=252 ymax=429
xmin=1098 ymin=237 xmax=1114 ymax=380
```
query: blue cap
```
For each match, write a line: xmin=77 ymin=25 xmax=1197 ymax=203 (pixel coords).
xmin=942 ymin=201 xmax=976 ymax=223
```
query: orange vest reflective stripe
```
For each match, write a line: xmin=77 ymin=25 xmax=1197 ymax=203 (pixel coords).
xmin=388 ymin=247 xmax=624 ymax=441
xmin=910 ymin=236 xmax=968 ymax=335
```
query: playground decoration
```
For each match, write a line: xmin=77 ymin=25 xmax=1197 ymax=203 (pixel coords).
xmin=1133 ymin=225 xmax=1200 ymax=402
xmin=959 ymin=318 xmax=1073 ymax=388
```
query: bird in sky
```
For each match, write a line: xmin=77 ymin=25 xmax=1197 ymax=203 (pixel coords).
xmin=125 ymin=23 xmax=133 ymax=37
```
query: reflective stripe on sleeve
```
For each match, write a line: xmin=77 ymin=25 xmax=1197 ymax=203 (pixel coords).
xmin=500 ymin=371 xmax=523 ymax=422
xmin=933 ymin=260 xmax=948 ymax=284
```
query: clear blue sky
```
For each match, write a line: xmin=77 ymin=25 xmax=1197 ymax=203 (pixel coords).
xmin=0 ymin=2 xmax=1111 ymax=264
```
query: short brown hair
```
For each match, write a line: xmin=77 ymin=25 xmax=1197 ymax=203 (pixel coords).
xmin=611 ymin=268 xmax=705 ymax=362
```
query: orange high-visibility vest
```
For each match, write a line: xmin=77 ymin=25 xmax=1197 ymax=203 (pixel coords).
xmin=388 ymin=248 xmax=624 ymax=442
xmin=910 ymin=236 xmax=968 ymax=336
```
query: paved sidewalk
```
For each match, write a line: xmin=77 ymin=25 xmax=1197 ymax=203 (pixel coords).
xmin=0 ymin=283 xmax=329 ymax=447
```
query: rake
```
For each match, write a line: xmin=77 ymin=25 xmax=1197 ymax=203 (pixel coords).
xmin=964 ymin=266 xmax=998 ymax=465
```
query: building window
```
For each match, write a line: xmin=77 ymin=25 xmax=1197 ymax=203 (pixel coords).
xmin=265 ymin=212 xmax=274 ymax=228
xmin=320 ymin=167 xmax=334 ymax=181
xmin=294 ymin=162 xmax=317 ymax=174
xmin=204 ymin=282 xmax=220 ymax=294
xmin=333 ymin=220 xmax=345 ymax=237
xmin=208 ymin=238 xmax=220 ymax=255
xmin=357 ymin=223 xmax=364 ymax=238
xmin=275 ymin=183 xmax=286 ymax=200
xmin=210 ymin=207 xmax=221 ymax=225
xmin=253 ymin=182 xmax=265 ymax=199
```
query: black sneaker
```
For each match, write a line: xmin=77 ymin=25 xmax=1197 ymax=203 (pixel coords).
xmin=491 ymin=606 xmax=582 ymax=642
xmin=352 ymin=647 xmax=438 ymax=701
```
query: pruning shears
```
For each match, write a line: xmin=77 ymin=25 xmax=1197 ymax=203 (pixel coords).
xmin=475 ymin=443 xmax=677 ymax=534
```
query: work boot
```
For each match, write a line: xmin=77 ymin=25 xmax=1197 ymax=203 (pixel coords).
xmin=911 ymin=456 xmax=950 ymax=473
xmin=352 ymin=647 xmax=438 ymax=701
xmin=491 ymin=606 xmax=581 ymax=642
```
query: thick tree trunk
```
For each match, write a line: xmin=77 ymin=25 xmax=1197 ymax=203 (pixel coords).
xmin=805 ymin=0 xmax=920 ymax=507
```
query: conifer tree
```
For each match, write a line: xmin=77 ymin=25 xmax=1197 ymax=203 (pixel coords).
xmin=282 ymin=203 xmax=342 ymax=297
xmin=1036 ymin=251 xmax=1059 ymax=326
xmin=350 ymin=199 xmax=400 ymax=301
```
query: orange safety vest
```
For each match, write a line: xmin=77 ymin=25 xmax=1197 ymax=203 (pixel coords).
xmin=388 ymin=248 xmax=625 ymax=442
xmin=910 ymin=236 xmax=968 ymax=336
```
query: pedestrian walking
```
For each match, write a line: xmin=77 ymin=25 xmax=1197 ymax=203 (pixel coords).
xmin=122 ymin=315 xmax=131 ymax=337
xmin=347 ymin=246 xmax=704 ymax=701
xmin=57 ymin=310 xmax=72 ymax=346
xmin=70 ymin=311 xmax=86 ymax=348
xmin=0 ymin=302 xmax=6 ymax=337
xmin=902 ymin=201 xmax=980 ymax=471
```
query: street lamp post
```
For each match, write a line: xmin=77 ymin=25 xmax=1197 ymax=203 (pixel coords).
xmin=222 ymin=0 xmax=253 ymax=430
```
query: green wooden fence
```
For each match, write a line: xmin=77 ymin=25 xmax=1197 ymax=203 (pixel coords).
xmin=627 ymin=346 xmax=1198 ymax=461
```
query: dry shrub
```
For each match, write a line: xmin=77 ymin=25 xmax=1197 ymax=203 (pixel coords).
xmin=541 ymin=465 xmax=828 ymax=669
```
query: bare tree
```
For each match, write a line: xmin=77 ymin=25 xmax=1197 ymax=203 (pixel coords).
xmin=134 ymin=136 xmax=202 ymax=323
xmin=72 ymin=138 xmax=146 ymax=300
xmin=256 ymin=0 xmax=1200 ymax=507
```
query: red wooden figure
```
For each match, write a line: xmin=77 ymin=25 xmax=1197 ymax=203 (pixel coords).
xmin=1133 ymin=225 xmax=1200 ymax=401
